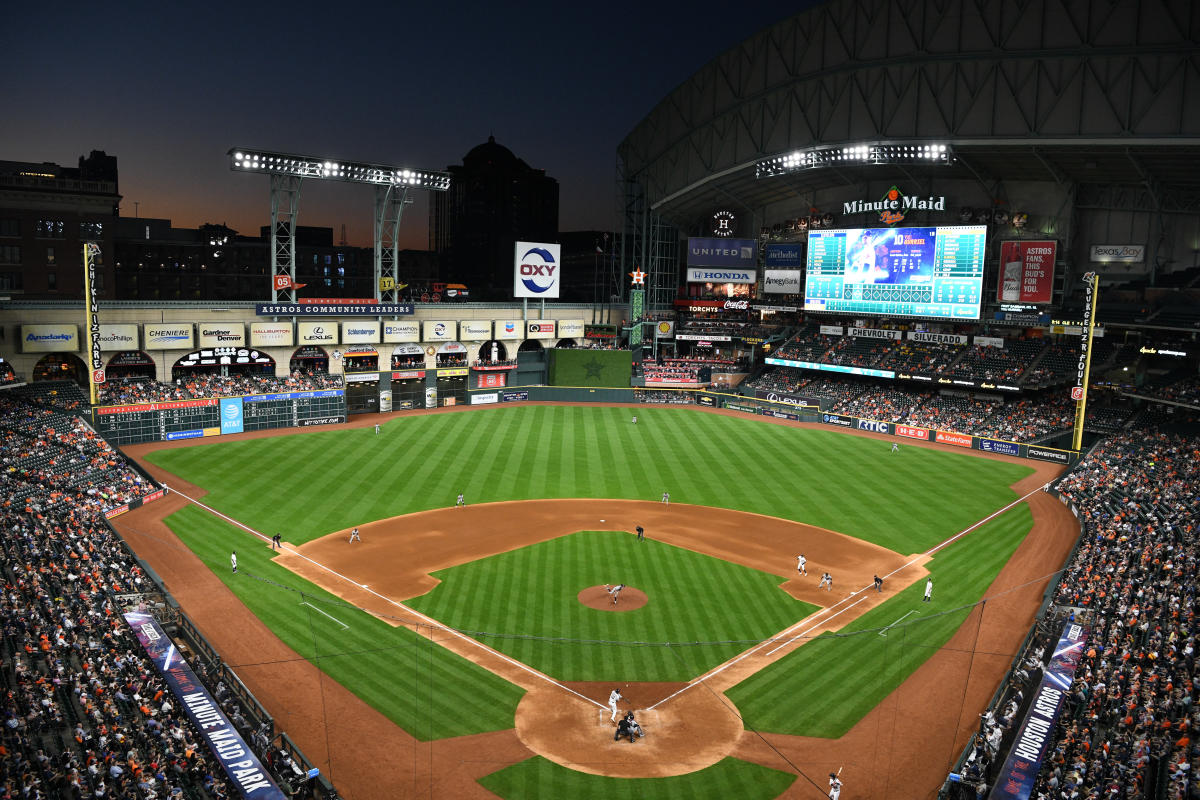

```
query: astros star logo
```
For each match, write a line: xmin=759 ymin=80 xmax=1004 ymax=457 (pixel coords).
xmin=583 ymin=358 xmax=605 ymax=379
xmin=629 ymin=269 xmax=646 ymax=285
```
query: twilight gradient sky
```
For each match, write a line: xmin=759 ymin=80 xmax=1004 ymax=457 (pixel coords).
xmin=2 ymin=1 xmax=815 ymax=248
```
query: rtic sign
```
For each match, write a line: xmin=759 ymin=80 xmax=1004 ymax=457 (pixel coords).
xmin=857 ymin=419 xmax=890 ymax=433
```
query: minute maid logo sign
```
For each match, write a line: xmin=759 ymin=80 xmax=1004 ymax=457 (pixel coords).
xmin=844 ymin=185 xmax=946 ymax=225
xmin=514 ymin=241 xmax=561 ymax=298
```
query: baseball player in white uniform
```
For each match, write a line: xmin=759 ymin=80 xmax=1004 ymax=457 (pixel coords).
xmin=924 ymin=577 xmax=933 ymax=602
xmin=828 ymin=772 xmax=843 ymax=799
xmin=891 ymin=442 xmax=899 ymax=453
xmin=456 ymin=493 xmax=465 ymax=507
xmin=606 ymin=584 xmax=625 ymax=604
xmin=230 ymin=551 xmax=237 ymax=574
xmin=661 ymin=491 xmax=669 ymax=505
xmin=608 ymin=688 xmax=624 ymax=721
xmin=818 ymin=572 xmax=833 ymax=591
xmin=797 ymin=554 xmax=807 ymax=576
xmin=349 ymin=527 xmax=361 ymax=543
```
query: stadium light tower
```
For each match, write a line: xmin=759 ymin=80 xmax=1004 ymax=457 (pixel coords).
xmin=228 ymin=149 xmax=451 ymax=303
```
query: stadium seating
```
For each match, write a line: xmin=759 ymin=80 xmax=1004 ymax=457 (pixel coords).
xmin=97 ymin=372 xmax=344 ymax=405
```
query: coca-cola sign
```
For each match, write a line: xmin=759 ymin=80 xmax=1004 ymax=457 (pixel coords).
xmin=723 ymin=299 xmax=749 ymax=311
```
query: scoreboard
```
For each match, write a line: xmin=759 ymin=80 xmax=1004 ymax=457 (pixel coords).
xmin=94 ymin=390 xmax=346 ymax=445
xmin=804 ymin=225 xmax=986 ymax=320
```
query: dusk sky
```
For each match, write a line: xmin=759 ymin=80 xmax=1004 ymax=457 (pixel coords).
xmin=2 ymin=1 xmax=814 ymax=249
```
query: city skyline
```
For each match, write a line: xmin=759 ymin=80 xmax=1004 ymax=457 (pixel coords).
xmin=2 ymin=1 xmax=812 ymax=249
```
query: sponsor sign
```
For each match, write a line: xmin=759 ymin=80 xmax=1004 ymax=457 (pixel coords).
xmin=198 ymin=324 xmax=245 ymax=348
xmin=848 ymin=327 xmax=901 ymax=340
xmin=144 ymin=323 xmax=194 ymax=350
xmin=458 ymin=320 xmax=492 ymax=340
xmin=896 ymin=424 xmax=929 ymax=440
xmin=422 ymin=320 xmax=456 ymax=341
xmin=763 ymin=269 xmax=802 ymax=294
xmin=21 ymin=324 xmax=79 ymax=353
xmin=478 ymin=372 xmax=507 ymax=388
xmin=557 ymin=318 xmax=586 ymax=338
xmin=842 ymin=185 xmax=946 ymax=226
xmin=908 ymin=331 xmax=967 ymax=345
xmin=298 ymin=297 xmax=377 ymax=305
xmin=819 ymin=324 xmax=844 ymax=336
xmin=471 ymin=392 xmax=499 ymax=405
xmin=382 ymin=321 xmax=420 ymax=342
xmin=991 ymin=622 xmax=1088 ymax=800
xmin=297 ymin=321 xmax=338 ymax=345
xmin=165 ymin=429 xmax=204 ymax=440
xmin=676 ymin=333 xmax=732 ymax=342
xmin=526 ymin=320 xmax=556 ymax=339
xmin=514 ymin=241 xmax=561 ymax=298
xmin=764 ymin=243 xmax=804 ymax=268
xmin=390 ymin=370 xmax=424 ymax=380
xmin=761 ymin=408 xmax=800 ymax=421
xmin=856 ymin=419 xmax=891 ymax=433
xmin=764 ymin=356 xmax=895 ymax=380
xmin=697 ymin=394 xmax=716 ymax=407
xmin=979 ymin=438 xmax=1021 ymax=456
xmin=755 ymin=389 xmax=819 ymax=408
xmin=341 ymin=321 xmax=380 ymax=344
xmin=998 ymin=240 xmax=1056 ymax=304
xmin=494 ymin=319 xmax=522 ymax=340
xmin=685 ymin=267 xmax=757 ymax=284
xmin=974 ymin=335 xmax=1004 ymax=348
xmin=1089 ymin=244 xmax=1144 ymax=263
xmin=935 ymin=430 xmax=973 ymax=447
xmin=254 ymin=303 xmax=413 ymax=316
xmin=1138 ymin=346 xmax=1187 ymax=357
xmin=299 ymin=416 xmax=344 ymax=426
xmin=344 ymin=372 xmax=378 ymax=383
xmin=686 ymin=237 xmax=757 ymax=268
xmin=249 ymin=322 xmax=294 ymax=347
xmin=654 ymin=320 xmax=675 ymax=339
xmin=437 ymin=341 xmax=466 ymax=353
xmin=821 ymin=413 xmax=853 ymax=428
xmin=97 ymin=324 xmax=139 ymax=351
xmin=437 ymin=367 xmax=468 ymax=377
xmin=219 ymin=397 xmax=244 ymax=435
xmin=123 ymin=612 xmax=285 ymax=800
xmin=1027 ymin=445 xmax=1071 ymax=464
xmin=501 ymin=389 xmax=529 ymax=402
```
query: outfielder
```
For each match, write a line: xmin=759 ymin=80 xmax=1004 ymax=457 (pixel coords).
xmin=797 ymin=554 xmax=807 ymax=576
xmin=891 ymin=442 xmax=899 ymax=453
xmin=818 ymin=572 xmax=833 ymax=591
xmin=606 ymin=584 xmax=625 ymax=604
xmin=607 ymin=688 xmax=624 ymax=721
xmin=230 ymin=551 xmax=237 ymax=574
xmin=632 ymin=415 xmax=638 ymax=424
xmin=924 ymin=577 xmax=933 ymax=602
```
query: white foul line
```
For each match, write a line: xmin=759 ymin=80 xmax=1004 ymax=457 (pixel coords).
xmin=167 ymin=487 xmax=606 ymax=710
xmin=300 ymin=601 xmax=349 ymax=630
xmin=878 ymin=609 xmax=919 ymax=637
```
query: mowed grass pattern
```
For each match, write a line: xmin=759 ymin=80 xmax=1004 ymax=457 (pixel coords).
xmin=408 ymin=532 xmax=820 ymax=681
xmin=479 ymin=756 xmax=797 ymax=800
xmin=146 ymin=405 xmax=1033 ymax=555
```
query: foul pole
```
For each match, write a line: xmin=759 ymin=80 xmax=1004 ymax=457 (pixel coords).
xmin=82 ymin=242 xmax=103 ymax=407
xmin=1070 ymin=272 xmax=1100 ymax=451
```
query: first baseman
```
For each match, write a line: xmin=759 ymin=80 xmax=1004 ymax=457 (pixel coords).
xmin=818 ymin=572 xmax=833 ymax=591
xmin=608 ymin=687 xmax=624 ymax=721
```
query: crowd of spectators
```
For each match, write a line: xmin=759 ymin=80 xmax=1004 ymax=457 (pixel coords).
xmin=905 ymin=394 xmax=1002 ymax=433
xmin=882 ymin=342 xmax=963 ymax=374
xmin=979 ymin=396 xmax=1076 ymax=442
xmin=832 ymin=385 xmax=932 ymax=423
xmin=96 ymin=372 xmax=344 ymax=405
xmin=0 ymin=383 xmax=321 ymax=799
xmin=1144 ymin=377 xmax=1200 ymax=407
xmin=633 ymin=389 xmax=694 ymax=405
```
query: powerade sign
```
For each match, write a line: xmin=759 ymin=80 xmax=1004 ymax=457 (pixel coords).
xmin=821 ymin=413 xmax=853 ymax=428
xmin=979 ymin=438 xmax=1020 ymax=456
xmin=514 ymin=241 xmax=561 ymax=298
xmin=686 ymin=237 xmax=756 ymax=268
xmin=856 ymin=419 xmax=891 ymax=433
xmin=220 ymin=397 xmax=244 ymax=435
xmin=1027 ymin=446 xmax=1070 ymax=464
xmin=764 ymin=243 xmax=803 ymax=267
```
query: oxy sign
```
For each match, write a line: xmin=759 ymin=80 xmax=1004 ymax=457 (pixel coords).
xmin=514 ymin=241 xmax=561 ymax=298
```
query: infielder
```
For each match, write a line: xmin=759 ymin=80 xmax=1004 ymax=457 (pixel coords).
xmin=456 ymin=492 xmax=465 ymax=507
xmin=661 ymin=491 xmax=669 ymax=505
xmin=797 ymin=554 xmax=807 ymax=576
xmin=607 ymin=687 xmax=624 ymax=721
xmin=828 ymin=772 xmax=843 ymax=800
xmin=349 ymin=527 xmax=361 ymax=543
xmin=606 ymin=584 xmax=625 ymax=605
xmin=636 ymin=526 xmax=645 ymax=542
xmin=924 ymin=577 xmax=933 ymax=602
xmin=818 ymin=572 xmax=833 ymax=591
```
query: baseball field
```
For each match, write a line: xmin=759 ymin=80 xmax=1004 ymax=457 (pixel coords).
xmin=115 ymin=404 xmax=1078 ymax=799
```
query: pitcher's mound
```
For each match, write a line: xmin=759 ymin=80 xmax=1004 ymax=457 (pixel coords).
xmin=579 ymin=585 xmax=647 ymax=611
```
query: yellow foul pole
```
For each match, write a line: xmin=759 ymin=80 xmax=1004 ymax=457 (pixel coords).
xmin=82 ymin=242 xmax=103 ymax=407
xmin=1070 ymin=272 xmax=1100 ymax=452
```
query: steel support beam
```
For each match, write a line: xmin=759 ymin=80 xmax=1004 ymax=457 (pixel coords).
xmin=269 ymin=174 xmax=302 ymax=303
xmin=373 ymin=185 xmax=409 ymax=303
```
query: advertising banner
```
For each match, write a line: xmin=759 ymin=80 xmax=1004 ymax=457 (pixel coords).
xmin=514 ymin=241 xmax=561 ymax=298
xmin=557 ymin=319 xmax=586 ymax=338
xmin=97 ymin=324 xmax=139 ymax=351
xmin=21 ymin=324 xmax=79 ymax=353
xmin=676 ymin=333 xmax=731 ymax=342
xmin=998 ymin=241 xmax=1056 ymax=303
xmin=974 ymin=336 xmax=1005 ymax=348
xmin=821 ymin=413 xmax=853 ymax=428
xmin=390 ymin=370 xmax=424 ymax=380
xmin=501 ymin=389 xmax=529 ymax=402
xmin=471 ymin=392 xmax=499 ymax=405
xmin=819 ymin=324 xmax=844 ymax=336
xmin=685 ymin=267 xmax=756 ymax=284
xmin=653 ymin=320 xmax=675 ymax=339
xmin=990 ymin=621 xmax=1088 ymax=800
xmin=122 ymin=612 xmax=285 ymax=799
xmin=494 ymin=319 xmax=522 ymax=340
xmin=249 ymin=322 xmax=294 ymax=347
xmin=198 ymin=323 xmax=245 ymax=348
xmin=219 ymin=397 xmax=244 ymax=435
xmin=422 ymin=321 xmax=456 ymax=342
xmin=896 ymin=424 xmax=929 ymax=440
xmin=458 ymin=320 xmax=492 ymax=340
xmin=935 ymin=430 xmax=973 ymax=447
xmin=754 ymin=389 xmax=819 ymax=408
xmin=1026 ymin=445 xmax=1071 ymax=464
xmin=437 ymin=367 xmax=468 ymax=377
xmin=526 ymin=320 xmax=556 ymax=339
xmin=144 ymin=323 xmax=194 ymax=350
xmin=848 ymin=327 xmax=901 ymax=340
xmin=979 ymin=438 xmax=1021 ymax=456
xmin=478 ymin=372 xmax=507 ymax=388
xmin=761 ymin=408 xmax=800 ymax=421
xmin=856 ymin=418 xmax=891 ymax=434
xmin=686 ymin=237 xmax=756 ymax=268
xmin=297 ymin=321 xmax=338 ymax=345
xmin=697 ymin=394 xmax=716 ymax=407
xmin=382 ymin=321 xmax=420 ymax=342
xmin=1088 ymin=244 xmax=1144 ymax=263
xmin=255 ymin=302 xmax=413 ymax=316
xmin=908 ymin=331 xmax=967 ymax=345
xmin=341 ymin=321 xmax=380 ymax=344
xmin=764 ymin=243 xmax=804 ymax=268
xmin=763 ymin=269 xmax=803 ymax=294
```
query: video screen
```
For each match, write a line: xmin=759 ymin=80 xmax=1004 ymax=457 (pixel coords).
xmin=804 ymin=226 xmax=986 ymax=320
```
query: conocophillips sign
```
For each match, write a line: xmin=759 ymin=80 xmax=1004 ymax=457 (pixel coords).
xmin=96 ymin=324 xmax=139 ymax=351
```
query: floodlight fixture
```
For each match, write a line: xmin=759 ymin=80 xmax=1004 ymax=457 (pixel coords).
xmin=228 ymin=148 xmax=451 ymax=191
xmin=756 ymin=142 xmax=954 ymax=178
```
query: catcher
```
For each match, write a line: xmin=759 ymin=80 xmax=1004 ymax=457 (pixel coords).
xmin=613 ymin=711 xmax=645 ymax=743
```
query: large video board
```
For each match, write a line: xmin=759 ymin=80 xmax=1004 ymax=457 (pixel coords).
xmin=804 ymin=226 xmax=986 ymax=320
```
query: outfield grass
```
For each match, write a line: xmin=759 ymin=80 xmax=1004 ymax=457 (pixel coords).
xmin=407 ymin=531 xmax=820 ymax=681
xmin=727 ymin=505 xmax=1034 ymax=738
xmin=478 ymin=756 xmax=797 ymax=800
xmin=145 ymin=405 xmax=1036 ymax=743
